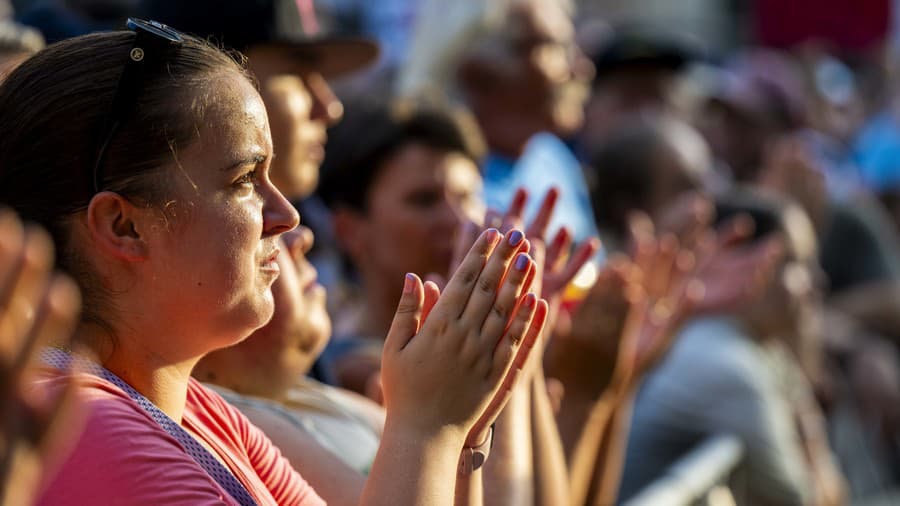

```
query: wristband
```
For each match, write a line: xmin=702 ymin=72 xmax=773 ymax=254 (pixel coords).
xmin=458 ymin=425 xmax=494 ymax=475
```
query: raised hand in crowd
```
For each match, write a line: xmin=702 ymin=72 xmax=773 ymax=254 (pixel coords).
xmin=365 ymin=228 xmax=547 ymax=506
xmin=758 ymin=135 xmax=828 ymax=233
xmin=0 ymin=210 xmax=81 ymax=506
xmin=546 ymin=203 xmax=784 ymax=505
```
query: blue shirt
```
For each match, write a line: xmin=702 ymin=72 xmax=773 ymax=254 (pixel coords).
xmin=482 ymin=133 xmax=600 ymax=245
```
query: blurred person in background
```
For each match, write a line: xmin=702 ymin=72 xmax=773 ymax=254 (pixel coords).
xmin=14 ymin=0 xmax=129 ymax=43
xmin=0 ymin=1 xmax=43 ymax=77
xmin=579 ymin=26 xmax=701 ymax=159
xmin=316 ymin=100 xmax=486 ymax=395
xmin=140 ymin=0 xmax=376 ymax=203
xmin=399 ymin=0 xmax=599 ymax=245
xmin=617 ymin=189 xmax=846 ymax=506
xmin=694 ymin=48 xmax=900 ymax=295
xmin=586 ymin=114 xmax=713 ymax=253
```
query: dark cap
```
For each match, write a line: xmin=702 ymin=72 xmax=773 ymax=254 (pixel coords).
xmin=591 ymin=26 xmax=701 ymax=80
xmin=138 ymin=0 xmax=378 ymax=77
xmin=706 ymin=49 xmax=806 ymax=130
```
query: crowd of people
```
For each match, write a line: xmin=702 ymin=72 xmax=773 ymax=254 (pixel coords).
xmin=2 ymin=0 xmax=900 ymax=505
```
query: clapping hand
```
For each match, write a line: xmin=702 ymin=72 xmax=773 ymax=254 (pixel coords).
xmin=428 ymin=188 xmax=599 ymax=337
xmin=380 ymin=228 xmax=549 ymax=447
xmin=0 ymin=210 xmax=82 ymax=506
xmin=558 ymin=206 xmax=784 ymax=398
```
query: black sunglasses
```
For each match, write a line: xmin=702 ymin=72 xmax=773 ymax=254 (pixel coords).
xmin=91 ymin=18 xmax=184 ymax=193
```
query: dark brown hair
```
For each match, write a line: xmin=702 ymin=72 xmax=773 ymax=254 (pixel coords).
xmin=317 ymin=98 xmax=485 ymax=213
xmin=0 ymin=29 xmax=248 ymax=329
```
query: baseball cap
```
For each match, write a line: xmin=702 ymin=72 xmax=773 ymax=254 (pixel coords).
xmin=138 ymin=0 xmax=378 ymax=77
xmin=591 ymin=26 xmax=702 ymax=80
xmin=706 ymin=49 xmax=807 ymax=130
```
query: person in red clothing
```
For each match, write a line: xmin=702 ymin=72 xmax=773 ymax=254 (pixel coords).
xmin=0 ymin=20 xmax=546 ymax=506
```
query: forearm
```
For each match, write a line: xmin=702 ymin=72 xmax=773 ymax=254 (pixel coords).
xmin=796 ymin=407 xmax=846 ymax=506
xmin=362 ymin=420 xmax=464 ymax=506
xmin=530 ymin=370 xmax=570 ymax=506
xmin=589 ymin=393 xmax=635 ymax=506
xmin=454 ymin=469 xmax=483 ymax=506
xmin=563 ymin=391 xmax=618 ymax=506
xmin=482 ymin=384 xmax=534 ymax=506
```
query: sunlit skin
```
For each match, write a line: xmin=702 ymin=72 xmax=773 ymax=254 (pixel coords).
xmin=338 ymin=144 xmax=484 ymax=338
xmin=195 ymin=225 xmax=331 ymax=400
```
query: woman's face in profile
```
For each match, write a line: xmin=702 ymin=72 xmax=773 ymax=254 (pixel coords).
xmin=140 ymin=72 xmax=299 ymax=354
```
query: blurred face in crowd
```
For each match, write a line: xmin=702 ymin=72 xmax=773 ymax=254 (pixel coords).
xmin=745 ymin=206 xmax=823 ymax=338
xmin=695 ymin=100 xmax=769 ymax=182
xmin=644 ymin=121 xmax=711 ymax=221
xmin=480 ymin=0 xmax=593 ymax=138
xmin=341 ymin=144 xmax=484 ymax=286
xmin=199 ymin=226 xmax=331 ymax=398
xmin=583 ymin=66 xmax=678 ymax=149
xmin=248 ymin=47 xmax=344 ymax=200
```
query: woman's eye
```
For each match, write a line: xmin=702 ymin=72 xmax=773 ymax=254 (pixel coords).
xmin=406 ymin=190 xmax=440 ymax=208
xmin=235 ymin=170 xmax=256 ymax=186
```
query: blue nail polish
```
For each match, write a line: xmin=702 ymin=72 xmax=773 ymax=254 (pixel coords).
xmin=515 ymin=253 xmax=529 ymax=271
xmin=508 ymin=230 xmax=523 ymax=246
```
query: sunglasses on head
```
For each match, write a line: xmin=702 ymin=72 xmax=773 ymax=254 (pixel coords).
xmin=92 ymin=18 xmax=184 ymax=193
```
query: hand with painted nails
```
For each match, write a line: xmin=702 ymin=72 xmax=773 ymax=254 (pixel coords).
xmin=380 ymin=228 xmax=548 ymax=445
xmin=438 ymin=187 xmax=600 ymax=312
xmin=516 ymin=188 xmax=600 ymax=303
xmin=0 ymin=210 xmax=82 ymax=506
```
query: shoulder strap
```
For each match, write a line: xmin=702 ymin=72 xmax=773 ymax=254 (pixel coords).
xmin=41 ymin=348 xmax=259 ymax=506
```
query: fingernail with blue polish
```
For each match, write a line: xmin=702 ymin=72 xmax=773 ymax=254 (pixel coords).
xmin=508 ymin=230 xmax=524 ymax=246
xmin=515 ymin=253 xmax=529 ymax=271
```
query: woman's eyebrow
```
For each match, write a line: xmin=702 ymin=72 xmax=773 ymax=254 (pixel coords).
xmin=219 ymin=153 xmax=268 ymax=172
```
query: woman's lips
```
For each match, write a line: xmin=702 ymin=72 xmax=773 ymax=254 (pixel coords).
xmin=261 ymin=249 xmax=280 ymax=274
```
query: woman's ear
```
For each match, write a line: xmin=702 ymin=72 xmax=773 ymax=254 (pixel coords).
xmin=85 ymin=191 xmax=151 ymax=262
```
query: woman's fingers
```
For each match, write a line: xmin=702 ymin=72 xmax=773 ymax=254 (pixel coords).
xmin=526 ymin=187 xmax=559 ymax=240
xmin=501 ymin=188 xmax=528 ymax=232
xmin=478 ymin=253 xmax=534 ymax=342
xmin=11 ymin=275 xmax=80 ymax=378
xmin=501 ymin=298 xmax=547 ymax=376
xmin=458 ymin=230 xmax=525 ymax=326
xmin=478 ymin=297 xmax=546 ymax=428
xmin=0 ymin=210 xmax=26 ymax=312
xmin=546 ymin=227 xmax=572 ymax=272
xmin=0 ymin=227 xmax=55 ymax=360
xmin=420 ymin=281 xmax=441 ymax=324
xmin=645 ymin=234 xmax=678 ymax=300
xmin=547 ymin=238 xmax=600 ymax=295
xmin=384 ymin=273 xmax=425 ymax=353
xmin=431 ymin=229 xmax=501 ymax=320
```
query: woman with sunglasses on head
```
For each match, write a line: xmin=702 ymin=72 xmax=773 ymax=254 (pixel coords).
xmin=0 ymin=20 xmax=546 ymax=505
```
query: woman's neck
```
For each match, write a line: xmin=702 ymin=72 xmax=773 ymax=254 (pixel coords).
xmin=74 ymin=323 xmax=200 ymax=423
